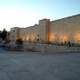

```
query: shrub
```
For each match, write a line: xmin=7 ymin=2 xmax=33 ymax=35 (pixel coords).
xmin=16 ymin=39 xmax=23 ymax=45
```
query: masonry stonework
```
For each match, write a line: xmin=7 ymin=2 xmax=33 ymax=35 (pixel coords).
xmin=10 ymin=14 xmax=80 ymax=44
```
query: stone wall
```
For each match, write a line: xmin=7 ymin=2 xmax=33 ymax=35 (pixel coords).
xmin=10 ymin=14 xmax=80 ymax=44
xmin=50 ymin=14 xmax=80 ymax=43
xmin=38 ymin=19 xmax=50 ymax=43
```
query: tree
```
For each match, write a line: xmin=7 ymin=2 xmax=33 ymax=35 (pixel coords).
xmin=0 ymin=31 xmax=2 ymax=38
xmin=1 ymin=29 xmax=8 ymax=41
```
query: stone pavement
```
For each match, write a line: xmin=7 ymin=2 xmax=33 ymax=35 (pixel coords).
xmin=0 ymin=48 xmax=80 ymax=80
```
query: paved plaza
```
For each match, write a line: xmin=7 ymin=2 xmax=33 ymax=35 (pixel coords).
xmin=0 ymin=48 xmax=80 ymax=80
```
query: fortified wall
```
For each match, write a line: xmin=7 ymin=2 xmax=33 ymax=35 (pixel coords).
xmin=10 ymin=14 xmax=80 ymax=44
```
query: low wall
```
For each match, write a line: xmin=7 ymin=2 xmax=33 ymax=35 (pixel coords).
xmin=7 ymin=41 xmax=80 ymax=53
xmin=23 ymin=42 xmax=80 ymax=53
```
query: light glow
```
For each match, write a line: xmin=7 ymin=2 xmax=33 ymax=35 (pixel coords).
xmin=59 ymin=33 xmax=68 ymax=42
xmin=48 ymin=32 xmax=55 ymax=42
xmin=74 ymin=33 xmax=80 ymax=43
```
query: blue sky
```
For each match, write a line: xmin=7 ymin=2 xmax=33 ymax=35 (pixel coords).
xmin=0 ymin=0 xmax=80 ymax=31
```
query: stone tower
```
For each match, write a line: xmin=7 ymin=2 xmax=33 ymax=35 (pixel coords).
xmin=38 ymin=19 xmax=50 ymax=43
xmin=10 ymin=27 xmax=20 ymax=42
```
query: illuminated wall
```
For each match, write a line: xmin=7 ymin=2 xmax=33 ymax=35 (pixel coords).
xmin=50 ymin=14 xmax=80 ymax=43
xmin=74 ymin=32 xmax=80 ymax=43
xmin=48 ymin=32 xmax=55 ymax=42
xmin=16 ymin=25 xmax=38 ymax=42
xmin=38 ymin=19 xmax=50 ymax=43
xmin=10 ymin=14 xmax=80 ymax=44
xmin=10 ymin=27 xmax=20 ymax=42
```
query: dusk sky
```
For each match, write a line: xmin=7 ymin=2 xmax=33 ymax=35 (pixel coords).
xmin=0 ymin=0 xmax=80 ymax=31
